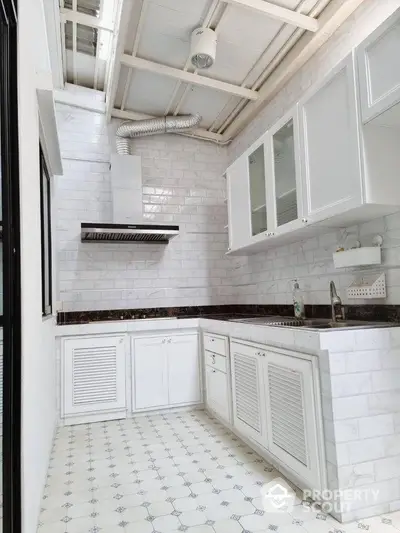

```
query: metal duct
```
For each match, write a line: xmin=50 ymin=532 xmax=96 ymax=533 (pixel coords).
xmin=116 ymin=113 xmax=202 ymax=155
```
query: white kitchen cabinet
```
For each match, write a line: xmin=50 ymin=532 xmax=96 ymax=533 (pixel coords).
xmin=62 ymin=335 xmax=127 ymax=422
xmin=263 ymin=348 xmax=324 ymax=491
xmin=203 ymin=332 xmax=231 ymax=424
xmin=132 ymin=333 xmax=201 ymax=411
xmin=266 ymin=107 xmax=304 ymax=234
xmin=230 ymin=340 xmax=268 ymax=448
xmin=168 ymin=334 xmax=201 ymax=405
xmin=205 ymin=366 xmax=230 ymax=423
xmin=226 ymin=156 xmax=251 ymax=252
xmin=357 ymin=9 xmax=400 ymax=123
xmin=247 ymin=137 xmax=270 ymax=238
xmin=133 ymin=336 xmax=169 ymax=409
xmin=299 ymin=53 xmax=363 ymax=224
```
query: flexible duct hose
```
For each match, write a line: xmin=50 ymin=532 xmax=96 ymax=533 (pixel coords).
xmin=115 ymin=113 xmax=202 ymax=155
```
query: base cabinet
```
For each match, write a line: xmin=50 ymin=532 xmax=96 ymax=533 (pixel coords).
xmin=62 ymin=335 xmax=127 ymax=422
xmin=205 ymin=366 xmax=230 ymax=422
xmin=231 ymin=339 xmax=325 ymax=492
xmin=263 ymin=349 xmax=324 ymax=491
xmin=134 ymin=336 xmax=169 ymax=409
xmin=230 ymin=341 xmax=268 ymax=448
xmin=132 ymin=333 xmax=201 ymax=411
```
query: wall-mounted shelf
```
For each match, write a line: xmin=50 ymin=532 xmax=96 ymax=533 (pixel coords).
xmin=333 ymin=247 xmax=381 ymax=269
xmin=347 ymin=273 xmax=386 ymax=299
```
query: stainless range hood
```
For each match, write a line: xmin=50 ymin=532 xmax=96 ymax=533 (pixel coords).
xmin=81 ymin=223 xmax=179 ymax=243
xmin=81 ymin=154 xmax=180 ymax=245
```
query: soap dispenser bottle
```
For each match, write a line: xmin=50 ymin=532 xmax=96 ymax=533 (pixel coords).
xmin=293 ymin=280 xmax=305 ymax=319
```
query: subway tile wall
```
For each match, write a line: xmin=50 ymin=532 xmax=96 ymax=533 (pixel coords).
xmin=228 ymin=0 xmax=400 ymax=307
xmin=55 ymin=103 xmax=233 ymax=311
xmin=55 ymin=1 xmax=400 ymax=312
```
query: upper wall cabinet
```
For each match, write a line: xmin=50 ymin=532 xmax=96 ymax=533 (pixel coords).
xmin=357 ymin=8 xmax=400 ymax=123
xmin=226 ymin=156 xmax=251 ymax=252
xmin=299 ymin=53 xmax=363 ymax=224
xmin=266 ymin=107 xmax=304 ymax=235
xmin=248 ymin=140 xmax=269 ymax=238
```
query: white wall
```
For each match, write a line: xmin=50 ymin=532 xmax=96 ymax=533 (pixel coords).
xmin=228 ymin=0 xmax=400 ymax=306
xmin=19 ymin=1 xmax=57 ymax=532
xmin=55 ymin=100 xmax=234 ymax=311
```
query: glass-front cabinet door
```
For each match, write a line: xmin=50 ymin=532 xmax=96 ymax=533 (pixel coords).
xmin=248 ymin=142 xmax=268 ymax=237
xmin=268 ymin=108 xmax=303 ymax=232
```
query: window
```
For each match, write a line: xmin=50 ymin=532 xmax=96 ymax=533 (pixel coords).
xmin=40 ymin=147 xmax=52 ymax=316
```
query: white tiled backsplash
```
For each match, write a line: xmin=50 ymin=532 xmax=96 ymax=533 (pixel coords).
xmin=55 ymin=104 xmax=233 ymax=312
xmin=55 ymin=1 xmax=400 ymax=312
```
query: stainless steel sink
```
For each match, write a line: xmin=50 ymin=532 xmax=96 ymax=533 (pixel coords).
xmin=228 ymin=316 xmax=392 ymax=330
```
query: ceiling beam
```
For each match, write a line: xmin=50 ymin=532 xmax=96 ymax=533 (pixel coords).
xmin=222 ymin=0 xmax=319 ymax=32
xmin=105 ymin=0 xmax=134 ymax=121
xmin=111 ymin=108 xmax=228 ymax=144
xmin=60 ymin=7 xmax=114 ymax=32
xmin=120 ymin=55 xmax=259 ymax=101
xmin=221 ymin=0 xmax=365 ymax=141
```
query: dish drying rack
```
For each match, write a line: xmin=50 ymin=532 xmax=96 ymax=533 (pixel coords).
xmin=347 ymin=273 xmax=386 ymax=299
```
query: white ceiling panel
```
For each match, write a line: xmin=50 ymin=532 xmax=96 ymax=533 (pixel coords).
xmin=123 ymin=70 xmax=179 ymax=116
xmin=217 ymin=4 xmax=285 ymax=52
xmin=103 ymin=0 xmax=348 ymax=141
xmin=176 ymin=85 xmax=240 ymax=129
xmin=141 ymin=1 xmax=207 ymax=45
xmin=137 ymin=31 xmax=190 ymax=69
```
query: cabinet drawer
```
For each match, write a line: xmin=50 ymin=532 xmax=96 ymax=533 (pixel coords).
xmin=205 ymin=350 xmax=227 ymax=374
xmin=203 ymin=334 xmax=226 ymax=356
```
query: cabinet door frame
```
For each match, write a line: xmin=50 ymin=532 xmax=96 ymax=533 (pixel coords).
xmin=299 ymin=53 xmax=363 ymax=223
xmin=131 ymin=334 xmax=169 ymax=411
xmin=265 ymin=105 xmax=304 ymax=235
xmin=243 ymin=132 xmax=273 ymax=244
xmin=357 ymin=8 xmax=400 ymax=124
xmin=263 ymin=346 xmax=327 ymax=492
xmin=62 ymin=334 xmax=128 ymax=419
xmin=230 ymin=339 xmax=268 ymax=448
xmin=167 ymin=333 xmax=202 ymax=406
xmin=226 ymin=157 xmax=252 ymax=251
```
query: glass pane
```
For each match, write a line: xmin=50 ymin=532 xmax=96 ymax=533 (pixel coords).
xmin=273 ymin=119 xmax=298 ymax=227
xmin=248 ymin=144 xmax=267 ymax=236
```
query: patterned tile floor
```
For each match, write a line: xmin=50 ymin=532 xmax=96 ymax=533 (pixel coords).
xmin=38 ymin=410 xmax=400 ymax=533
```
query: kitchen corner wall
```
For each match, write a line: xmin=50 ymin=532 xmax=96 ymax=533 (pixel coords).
xmin=228 ymin=0 xmax=400 ymax=307
xmin=55 ymin=101 xmax=234 ymax=312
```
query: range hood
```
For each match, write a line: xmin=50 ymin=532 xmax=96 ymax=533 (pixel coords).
xmin=81 ymin=154 xmax=179 ymax=244
xmin=81 ymin=223 xmax=179 ymax=243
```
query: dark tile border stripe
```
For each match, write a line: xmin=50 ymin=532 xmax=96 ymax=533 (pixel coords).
xmin=57 ymin=304 xmax=400 ymax=325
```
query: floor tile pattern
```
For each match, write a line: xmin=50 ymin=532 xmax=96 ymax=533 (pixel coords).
xmin=38 ymin=410 xmax=400 ymax=533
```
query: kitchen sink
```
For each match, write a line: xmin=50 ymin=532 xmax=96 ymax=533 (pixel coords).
xmin=228 ymin=316 xmax=392 ymax=329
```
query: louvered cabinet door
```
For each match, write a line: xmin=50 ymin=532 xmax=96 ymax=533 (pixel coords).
xmin=263 ymin=350 xmax=323 ymax=490
xmin=63 ymin=336 xmax=127 ymax=418
xmin=230 ymin=341 xmax=268 ymax=448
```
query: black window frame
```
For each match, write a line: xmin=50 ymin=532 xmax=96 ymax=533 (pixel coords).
xmin=0 ymin=1 xmax=22 ymax=532
xmin=40 ymin=147 xmax=52 ymax=316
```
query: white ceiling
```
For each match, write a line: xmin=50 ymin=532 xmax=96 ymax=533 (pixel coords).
xmin=112 ymin=0 xmax=330 ymax=136
xmin=56 ymin=0 xmax=364 ymax=143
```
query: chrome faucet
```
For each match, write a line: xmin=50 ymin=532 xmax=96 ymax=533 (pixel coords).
xmin=330 ymin=281 xmax=345 ymax=322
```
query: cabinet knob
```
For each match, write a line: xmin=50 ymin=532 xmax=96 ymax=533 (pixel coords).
xmin=302 ymin=218 xmax=308 ymax=223
xmin=212 ymin=369 xmax=216 ymax=373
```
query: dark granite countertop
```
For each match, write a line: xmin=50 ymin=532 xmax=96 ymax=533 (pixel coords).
xmin=57 ymin=304 xmax=400 ymax=326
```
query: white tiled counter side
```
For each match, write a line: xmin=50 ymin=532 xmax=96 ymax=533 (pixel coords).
xmin=55 ymin=318 xmax=400 ymax=522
